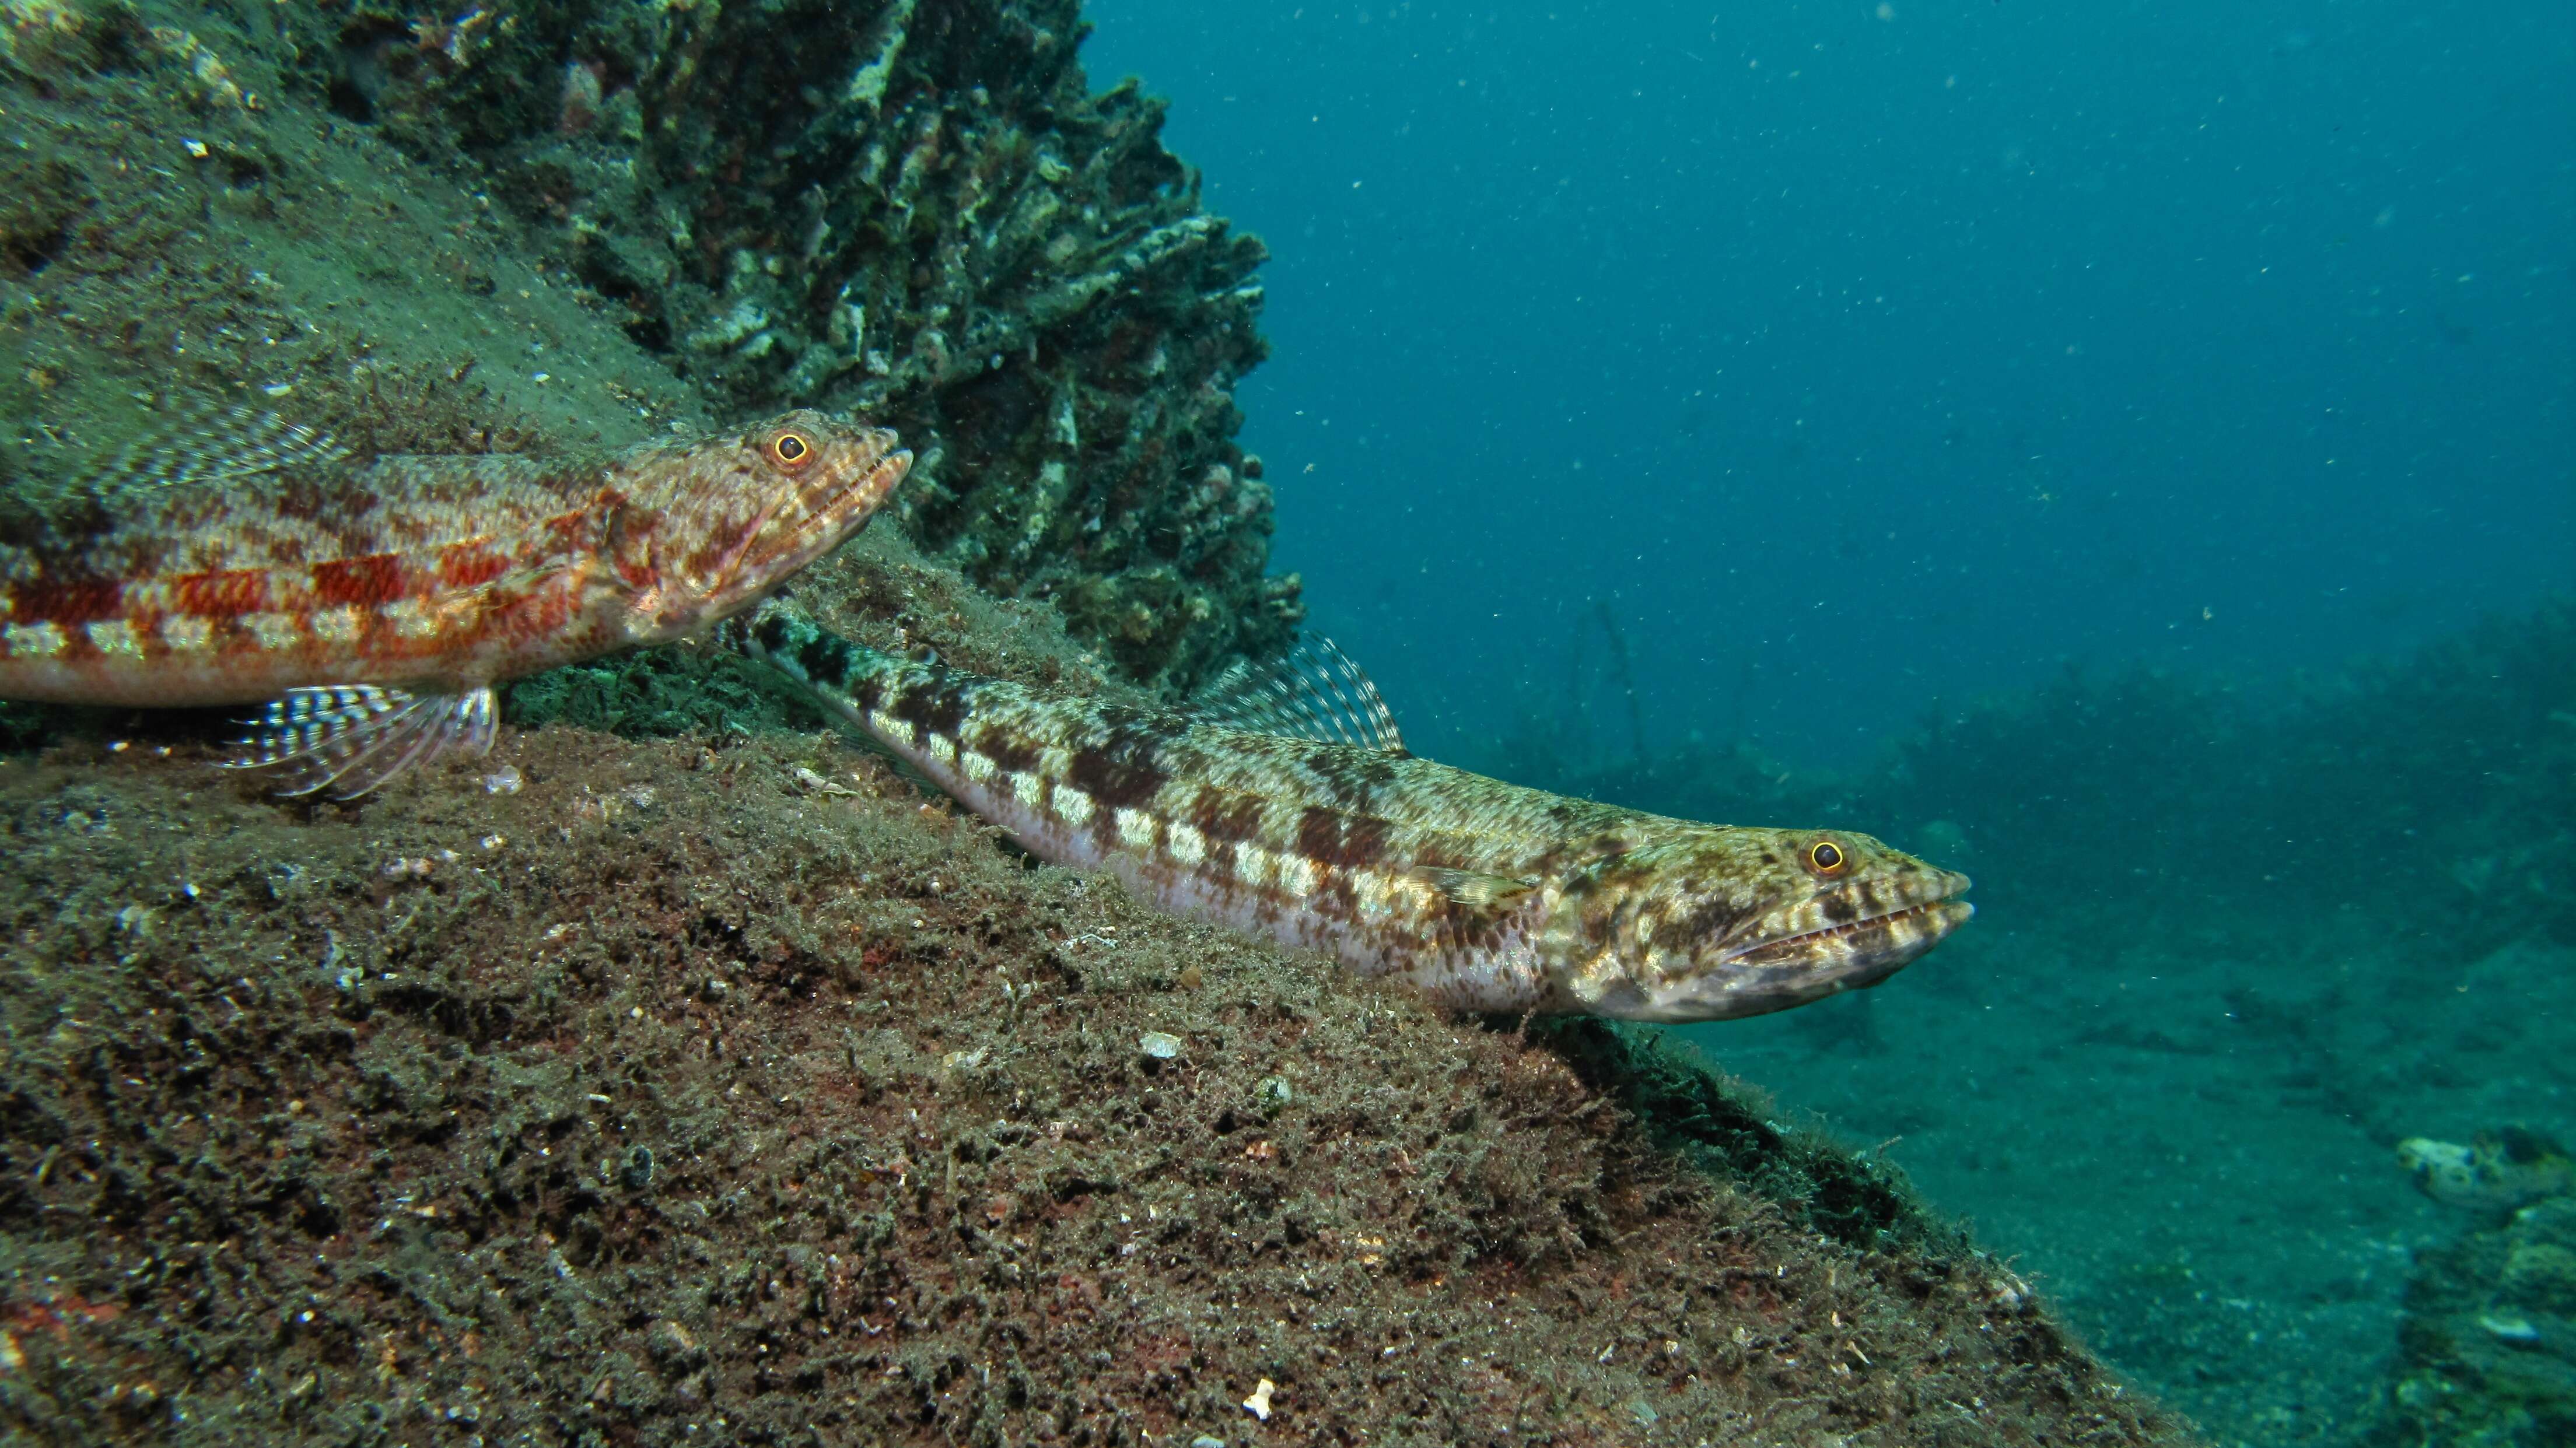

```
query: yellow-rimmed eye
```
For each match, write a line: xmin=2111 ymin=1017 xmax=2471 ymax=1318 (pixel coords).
xmin=1807 ymin=839 xmax=1847 ymax=875
xmin=768 ymin=430 xmax=815 ymax=469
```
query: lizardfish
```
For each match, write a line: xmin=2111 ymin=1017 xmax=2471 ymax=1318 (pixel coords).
xmin=733 ymin=602 xmax=1971 ymax=1022
xmin=0 ymin=410 xmax=909 ymax=797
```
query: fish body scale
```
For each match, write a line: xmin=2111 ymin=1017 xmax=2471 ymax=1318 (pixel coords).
xmin=742 ymin=606 xmax=1973 ymax=1022
xmin=0 ymin=458 xmax=623 ymax=706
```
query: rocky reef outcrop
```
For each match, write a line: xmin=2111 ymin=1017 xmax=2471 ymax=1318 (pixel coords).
xmin=2366 ymin=1147 xmax=2576 ymax=1448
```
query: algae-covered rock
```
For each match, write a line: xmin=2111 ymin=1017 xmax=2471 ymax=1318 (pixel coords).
xmin=0 ymin=0 xmax=722 ymax=446
xmin=2366 ymin=1194 xmax=2576 ymax=1447
xmin=2398 ymin=1129 xmax=2576 ymax=1217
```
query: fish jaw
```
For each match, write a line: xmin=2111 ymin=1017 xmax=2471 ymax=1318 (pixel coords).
xmin=1539 ymin=829 xmax=1972 ymax=1022
xmin=618 ymin=409 xmax=910 ymax=641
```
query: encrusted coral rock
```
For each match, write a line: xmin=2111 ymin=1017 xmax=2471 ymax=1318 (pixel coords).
xmin=292 ymin=0 xmax=1293 ymax=689
xmin=2368 ymin=1194 xmax=2576 ymax=1447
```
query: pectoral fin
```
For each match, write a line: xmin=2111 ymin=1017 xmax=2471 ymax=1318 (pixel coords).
xmin=1399 ymin=867 xmax=1538 ymax=939
xmin=229 ymin=684 xmax=498 ymax=800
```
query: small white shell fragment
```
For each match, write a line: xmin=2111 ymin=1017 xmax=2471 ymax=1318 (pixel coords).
xmin=791 ymin=765 xmax=859 ymax=797
xmin=483 ymin=765 xmax=524 ymax=795
xmin=2481 ymin=1313 xmax=2541 ymax=1343
xmin=1241 ymin=1378 xmax=1275 ymax=1421
xmin=1138 ymin=1031 xmax=1184 ymax=1060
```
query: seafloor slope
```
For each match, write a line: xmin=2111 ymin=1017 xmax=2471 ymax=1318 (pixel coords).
xmin=0 ymin=533 xmax=2199 ymax=1445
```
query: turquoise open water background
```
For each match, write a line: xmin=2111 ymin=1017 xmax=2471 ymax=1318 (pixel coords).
xmin=1085 ymin=0 xmax=2570 ymax=764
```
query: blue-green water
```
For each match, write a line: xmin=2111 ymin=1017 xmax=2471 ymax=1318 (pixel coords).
xmin=1089 ymin=0 xmax=2570 ymax=758
xmin=1087 ymin=3 xmax=2574 ymax=1442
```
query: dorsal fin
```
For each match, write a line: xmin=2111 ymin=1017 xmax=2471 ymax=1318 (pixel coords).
xmin=1191 ymin=635 xmax=1406 ymax=755
xmin=71 ymin=408 xmax=354 ymax=497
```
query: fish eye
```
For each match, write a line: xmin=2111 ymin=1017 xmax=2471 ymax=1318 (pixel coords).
xmin=1806 ymin=839 xmax=1847 ymax=875
xmin=768 ymin=430 xmax=814 ymax=469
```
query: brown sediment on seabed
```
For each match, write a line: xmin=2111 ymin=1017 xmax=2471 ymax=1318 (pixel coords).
xmin=0 ymin=700 xmax=2197 ymax=1441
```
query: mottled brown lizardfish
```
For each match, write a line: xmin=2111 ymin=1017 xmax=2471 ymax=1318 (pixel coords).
xmin=0 ymin=410 xmax=909 ymax=797
xmin=733 ymin=602 xmax=1971 ymax=1021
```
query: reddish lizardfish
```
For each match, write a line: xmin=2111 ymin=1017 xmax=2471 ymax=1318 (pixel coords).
xmin=0 ymin=409 xmax=909 ymax=797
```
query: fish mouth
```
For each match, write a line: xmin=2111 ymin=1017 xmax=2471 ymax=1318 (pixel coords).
xmin=1763 ymin=893 xmax=1974 ymax=956
xmin=1646 ymin=889 xmax=1969 ymax=1022
xmin=1718 ymin=871 xmax=1973 ymax=978
xmin=775 ymin=446 xmax=911 ymax=556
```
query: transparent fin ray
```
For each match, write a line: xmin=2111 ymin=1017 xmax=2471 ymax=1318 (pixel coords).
xmin=74 ymin=408 xmax=354 ymax=497
xmin=1398 ymin=867 xmax=1537 ymax=942
xmin=1404 ymin=867 xmax=1537 ymax=910
xmin=1189 ymin=635 xmax=1406 ymax=755
xmin=227 ymin=684 xmax=497 ymax=800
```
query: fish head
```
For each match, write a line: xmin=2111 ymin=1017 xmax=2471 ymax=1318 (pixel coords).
xmin=2399 ymin=1131 xmax=2575 ymax=1212
xmin=2396 ymin=1138 xmax=2493 ymax=1208
xmin=1545 ymin=828 xmax=1971 ymax=1022
xmin=615 ymin=409 xmax=911 ymax=639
